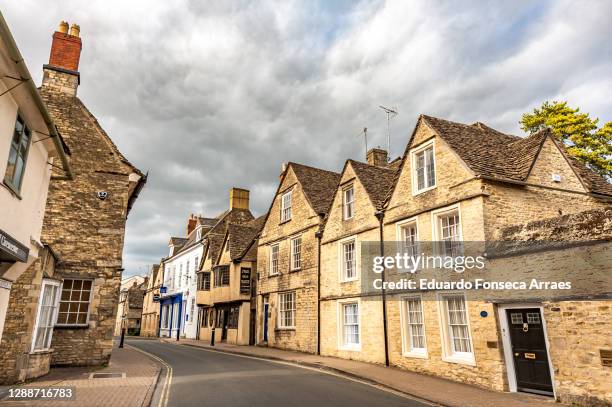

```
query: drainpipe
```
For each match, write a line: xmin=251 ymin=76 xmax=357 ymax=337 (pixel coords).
xmin=375 ymin=210 xmax=390 ymax=367
xmin=315 ymin=229 xmax=323 ymax=355
xmin=0 ymin=12 xmax=73 ymax=180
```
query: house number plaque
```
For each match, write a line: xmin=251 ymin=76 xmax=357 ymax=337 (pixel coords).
xmin=525 ymin=353 xmax=536 ymax=359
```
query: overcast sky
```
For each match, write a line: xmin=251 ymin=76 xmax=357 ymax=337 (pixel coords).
xmin=4 ymin=0 xmax=612 ymax=277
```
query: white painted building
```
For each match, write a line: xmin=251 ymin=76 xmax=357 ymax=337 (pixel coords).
xmin=0 ymin=14 xmax=72 ymax=344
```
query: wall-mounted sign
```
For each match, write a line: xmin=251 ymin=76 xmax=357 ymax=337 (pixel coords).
xmin=160 ymin=286 xmax=167 ymax=294
xmin=153 ymin=294 xmax=160 ymax=302
xmin=240 ymin=268 xmax=251 ymax=294
xmin=0 ymin=229 xmax=28 ymax=263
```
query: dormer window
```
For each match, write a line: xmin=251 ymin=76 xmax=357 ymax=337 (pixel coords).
xmin=343 ymin=185 xmax=354 ymax=220
xmin=196 ymin=227 xmax=202 ymax=241
xmin=281 ymin=190 xmax=292 ymax=222
xmin=411 ymin=141 xmax=436 ymax=194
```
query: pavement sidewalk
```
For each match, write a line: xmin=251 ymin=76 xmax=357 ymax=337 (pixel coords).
xmin=161 ymin=338 xmax=555 ymax=407
xmin=0 ymin=342 xmax=160 ymax=407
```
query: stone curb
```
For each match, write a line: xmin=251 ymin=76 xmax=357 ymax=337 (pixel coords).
xmin=162 ymin=339 xmax=444 ymax=407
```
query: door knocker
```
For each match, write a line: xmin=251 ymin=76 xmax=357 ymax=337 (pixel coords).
xmin=522 ymin=323 xmax=529 ymax=332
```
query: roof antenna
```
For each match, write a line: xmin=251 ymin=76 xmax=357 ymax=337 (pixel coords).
xmin=356 ymin=127 xmax=368 ymax=159
xmin=379 ymin=105 xmax=398 ymax=160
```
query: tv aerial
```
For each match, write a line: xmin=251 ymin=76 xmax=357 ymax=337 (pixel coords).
xmin=379 ymin=105 xmax=398 ymax=158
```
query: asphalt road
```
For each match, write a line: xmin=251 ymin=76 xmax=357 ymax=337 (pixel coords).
xmin=128 ymin=339 xmax=430 ymax=407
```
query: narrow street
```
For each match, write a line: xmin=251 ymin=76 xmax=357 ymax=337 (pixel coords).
xmin=128 ymin=339 xmax=430 ymax=407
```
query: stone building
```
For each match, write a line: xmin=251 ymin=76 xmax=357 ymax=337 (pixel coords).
xmin=256 ymin=163 xmax=340 ymax=353
xmin=0 ymin=22 xmax=145 ymax=384
xmin=197 ymin=215 xmax=265 ymax=345
xmin=113 ymin=275 xmax=146 ymax=336
xmin=372 ymin=116 xmax=610 ymax=401
xmin=319 ymin=152 xmax=397 ymax=364
xmin=115 ymin=279 xmax=147 ymax=336
xmin=140 ymin=264 xmax=162 ymax=337
xmin=0 ymin=14 xmax=72 ymax=345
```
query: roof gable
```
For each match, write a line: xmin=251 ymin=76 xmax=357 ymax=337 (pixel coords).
xmin=348 ymin=160 xmax=396 ymax=210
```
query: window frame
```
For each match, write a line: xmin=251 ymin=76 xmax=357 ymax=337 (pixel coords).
xmin=399 ymin=295 xmax=428 ymax=358
xmin=338 ymin=236 xmax=358 ymax=282
xmin=56 ymin=279 xmax=94 ymax=327
xmin=31 ymin=279 xmax=61 ymax=352
xmin=269 ymin=243 xmax=280 ymax=276
xmin=280 ymin=190 xmax=293 ymax=222
xmin=436 ymin=292 xmax=475 ymax=365
xmin=277 ymin=291 xmax=296 ymax=329
xmin=410 ymin=140 xmax=437 ymax=195
xmin=290 ymin=235 xmax=302 ymax=271
xmin=4 ymin=114 xmax=32 ymax=194
xmin=342 ymin=185 xmax=355 ymax=220
xmin=431 ymin=204 xmax=464 ymax=258
xmin=337 ymin=299 xmax=361 ymax=351
xmin=395 ymin=217 xmax=420 ymax=273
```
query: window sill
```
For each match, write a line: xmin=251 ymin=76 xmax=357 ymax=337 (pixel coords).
xmin=279 ymin=219 xmax=292 ymax=226
xmin=268 ymin=273 xmax=280 ymax=278
xmin=412 ymin=185 xmax=437 ymax=196
xmin=403 ymin=350 xmax=428 ymax=359
xmin=30 ymin=348 xmax=54 ymax=355
xmin=289 ymin=268 xmax=301 ymax=273
xmin=1 ymin=180 xmax=22 ymax=200
xmin=338 ymin=344 xmax=361 ymax=352
xmin=442 ymin=353 xmax=476 ymax=366
xmin=275 ymin=327 xmax=295 ymax=331
xmin=340 ymin=278 xmax=359 ymax=284
xmin=54 ymin=324 xmax=89 ymax=329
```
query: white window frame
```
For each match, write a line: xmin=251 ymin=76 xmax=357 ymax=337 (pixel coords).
xmin=338 ymin=236 xmax=358 ymax=282
xmin=431 ymin=204 xmax=464 ymax=258
xmin=172 ymin=302 xmax=179 ymax=330
xmin=337 ymin=299 xmax=361 ymax=351
xmin=31 ymin=279 xmax=61 ymax=352
xmin=290 ymin=235 xmax=302 ymax=271
xmin=395 ymin=217 xmax=420 ymax=272
xmin=277 ymin=291 xmax=296 ymax=329
xmin=56 ymin=279 xmax=94 ymax=327
xmin=436 ymin=292 xmax=475 ymax=365
xmin=280 ymin=190 xmax=292 ymax=222
xmin=342 ymin=185 xmax=355 ymax=220
xmin=410 ymin=139 xmax=437 ymax=195
xmin=399 ymin=295 xmax=428 ymax=358
xmin=269 ymin=243 xmax=280 ymax=276
xmin=161 ymin=305 xmax=169 ymax=329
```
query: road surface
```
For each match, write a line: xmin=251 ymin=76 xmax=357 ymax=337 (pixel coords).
xmin=127 ymin=338 xmax=430 ymax=407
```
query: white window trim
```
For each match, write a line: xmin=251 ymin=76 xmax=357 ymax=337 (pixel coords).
xmin=410 ymin=139 xmax=437 ymax=195
xmin=277 ymin=291 xmax=296 ymax=329
xmin=399 ymin=294 xmax=428 ymax=358
xmin=269 ymin=242 xmax=280 ymax=276
xmin=395 ymin=217 xmax=420 ymax=272
xmin=431 ymin=203 xmax=463 ymax=256
xmin=338 ymin=235 xmax=359 ymax=283
xmin=31 ymin=279 xmax=61 ymax=352
xmin=337 ymin=298 xmax=361 ymax=351
xmin=289 ymin=234 xmax=302 ymax=271
xmin=56 ymin=279 xmax=94 ymax=327
xmin=436 ymin=292 xmax=475 ymax=366
xmin=280 ymin=190 xmax=293 ymax=222
xmin=342 ymin=185 xmax=355 ymax=220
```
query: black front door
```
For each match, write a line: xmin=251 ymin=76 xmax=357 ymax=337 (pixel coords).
xmin=506 ymin=308 xmax=553 ymax=395
xmin=221 ymin=309 xmax=229 ymax=341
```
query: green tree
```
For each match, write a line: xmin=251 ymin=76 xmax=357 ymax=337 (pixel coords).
xmin=520 ymin=101 xmax=612 ymax=178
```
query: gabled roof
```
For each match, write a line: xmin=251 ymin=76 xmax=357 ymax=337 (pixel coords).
xmin=199 ymin=208 xmax=254 ymax=268
xmin=169 ymin=237 xmax=187 ymax=248
xmin=347 ymin=160 xmax=396 ymax=210
xmin=289 ymin=162 xmax=341 ymax=216
xmin=385 ymin=114 xmax=612 ymax=203
xmin=221 ymin=214 xmax=267 ymax=263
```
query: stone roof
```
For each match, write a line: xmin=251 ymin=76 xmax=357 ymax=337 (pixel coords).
xmin=385 ymin=115 xmax=612 ymax=203
xmin=200 ymin=208 xmax=254 ymax=268
xmin=127 ymin=281 xmax=146 ymax=309
xmin=224 ymin=214 xmax=267 ymax=262
xmin=289 ymin=162 xmax=341 ymax=216
xmin=348 ymin=160 xmax=396 ymax=210
xmin=169 ymin=237 xmax=187 ymax=248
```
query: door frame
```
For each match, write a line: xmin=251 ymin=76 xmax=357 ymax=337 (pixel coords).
xmin=498 ymin=303 xmax=556 ymax=398
xmin=262 ymin=296 xmax=269 ymax=343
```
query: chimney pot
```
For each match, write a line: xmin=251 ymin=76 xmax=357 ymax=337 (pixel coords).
xmin=229 ymin=188 xmax=250 ymax=210
xmin=367 ymin=148 xmax=388 ymax=167
xmin=58 ymin=21 xmax=69 ymax=34
xmin=69 ymin=23 xmax=80 ymax=37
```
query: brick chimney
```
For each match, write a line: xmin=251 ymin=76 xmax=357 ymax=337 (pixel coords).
xmin=42 ymin=21 xmax=82 ymax=96
xmin=366 ymin=148 xmax=388 ymax=167
xmin=229 ymin=188 xmax=249 ymax=210
xmin=187 ymin=214 xmax=198 ymax=236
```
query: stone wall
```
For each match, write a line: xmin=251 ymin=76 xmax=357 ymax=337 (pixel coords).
xmin=256 ymin=167 xmax=321 ymax=353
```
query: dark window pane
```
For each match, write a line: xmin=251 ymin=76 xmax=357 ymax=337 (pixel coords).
xmin=67 ymin=313 xmax=77 ymax=324
xmin=82 ymin=280 xmax=92 ymax=290
xmin=77 ymin=313 xmax=87 ymax=324
xmin=63 ymin=280 xmax=73 ymax=290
